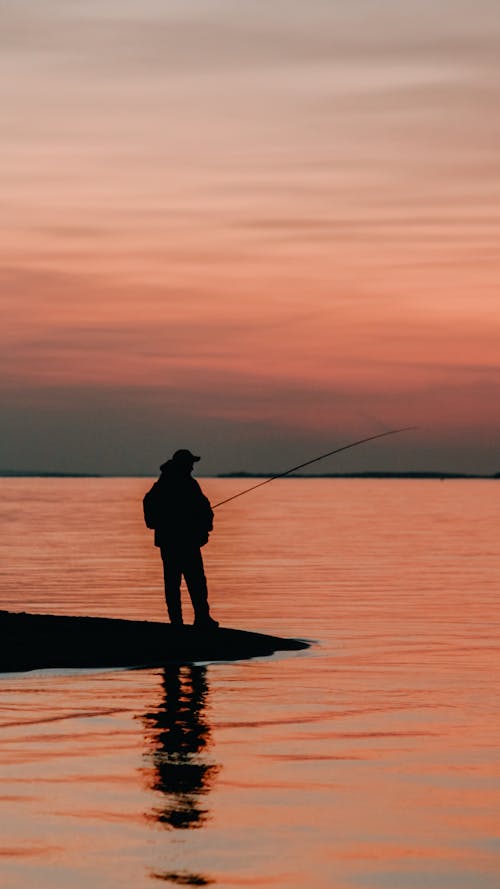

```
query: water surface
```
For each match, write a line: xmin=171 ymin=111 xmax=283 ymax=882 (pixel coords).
xmin=0 ymin=479 xmax=499 ymax=888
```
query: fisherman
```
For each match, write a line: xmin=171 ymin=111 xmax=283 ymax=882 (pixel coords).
xmin=143 ymin=449 xmax=219 ymax=630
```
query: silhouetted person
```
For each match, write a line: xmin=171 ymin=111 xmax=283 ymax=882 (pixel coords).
xmin=144 ymin=449 xmax=218 ymax=629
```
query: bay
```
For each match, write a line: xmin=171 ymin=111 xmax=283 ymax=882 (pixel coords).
xmin=0 ymin=478 xmax=499 ymax=889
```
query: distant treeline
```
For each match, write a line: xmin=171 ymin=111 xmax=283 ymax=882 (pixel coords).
xmin=0 ymin=470 xmax=101 ymax=478
xmin=219 ymin=471 xmax=500 ymax=480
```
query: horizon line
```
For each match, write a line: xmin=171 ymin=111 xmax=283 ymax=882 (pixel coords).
xmin=0 ymin=470 xmax=499 ymax=480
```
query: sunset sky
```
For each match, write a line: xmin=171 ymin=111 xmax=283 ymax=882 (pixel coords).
xmin=2 ymin=0 xmax=500 ymax=475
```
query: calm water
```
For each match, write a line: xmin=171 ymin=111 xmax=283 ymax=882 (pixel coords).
xmin=0 ymin=478 xmax=499 ymax=889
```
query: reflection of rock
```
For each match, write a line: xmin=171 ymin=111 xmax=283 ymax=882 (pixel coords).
xmin=142 ymin=665 xmax=219 ymax=830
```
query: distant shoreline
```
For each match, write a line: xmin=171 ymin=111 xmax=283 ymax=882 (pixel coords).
xmin=218 ymin=471 xmax=500 ymax=480
xmin=0 ymin=471 xmax=102 ymax=478
xmin=1 ymin=470 xmax=499 ymax=480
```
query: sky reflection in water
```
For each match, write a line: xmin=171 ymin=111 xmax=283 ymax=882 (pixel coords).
xmin=0 ymin=478 xmax=500 ymax=888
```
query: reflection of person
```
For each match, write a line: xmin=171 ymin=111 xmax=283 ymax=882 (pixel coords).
xmin=143 ymin=449 xmax=218 ymax=629
xmin=142 ymin=665 xmax=219 ymax=830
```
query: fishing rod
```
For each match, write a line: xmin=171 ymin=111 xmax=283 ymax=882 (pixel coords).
xmin=212 ymin=426 xmax=417 ymax=509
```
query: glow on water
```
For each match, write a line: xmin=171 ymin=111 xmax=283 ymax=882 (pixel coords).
xmin=0 ymin=478 xmax=499 ymax=889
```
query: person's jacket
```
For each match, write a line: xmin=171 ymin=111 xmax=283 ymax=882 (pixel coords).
xmin=151 ymin=461 xmax=214 ymax=548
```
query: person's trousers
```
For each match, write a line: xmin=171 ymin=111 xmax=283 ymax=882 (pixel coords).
xmin=160 ymin=544 xmax=211 ymax=625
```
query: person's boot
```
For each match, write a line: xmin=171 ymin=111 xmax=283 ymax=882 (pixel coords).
xmin=166 ymin=595 xmax=183 ymax=629
xmin=170 ymin=618 xmax=184 ymax=629
xmin=193 ymin=613 xmax=219 ymax=630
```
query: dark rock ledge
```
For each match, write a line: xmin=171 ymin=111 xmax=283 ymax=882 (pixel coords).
xmin=0 ymin=611 xmax=309 ymax=673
